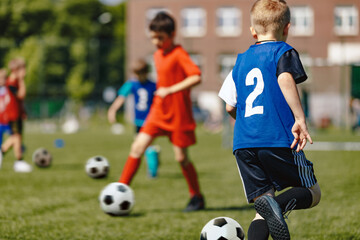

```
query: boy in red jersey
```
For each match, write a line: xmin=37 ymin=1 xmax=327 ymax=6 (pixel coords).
xmin=118 ymin=12 xmax=205 ymax=211
xmin=2 ymin=58 xmax=32 ymax=172
xmin=0 ymin=69 xmax=19 ymax=169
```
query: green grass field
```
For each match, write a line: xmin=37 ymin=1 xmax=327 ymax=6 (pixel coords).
xmin=0 ymin=123 xmax=359 ymax=240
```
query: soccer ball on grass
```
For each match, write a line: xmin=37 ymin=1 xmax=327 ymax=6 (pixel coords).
xmin=200 ymin=217 xmax=245 ymax=240
xmin=99 ymin=182 xmax=135 ymax=216
xmin=85 ymin=156 xmax=110 ymax=179
xmin=32 ymin=148 xmax=52 ymax=168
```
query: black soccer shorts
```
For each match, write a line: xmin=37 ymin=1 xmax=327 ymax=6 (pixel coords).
xmin=234 ymin=148 xmax=317 ymax=203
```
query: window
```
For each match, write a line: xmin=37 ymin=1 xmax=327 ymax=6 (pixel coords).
xmin=181 ymin=7 xmax=206 ymax=37
xmin=189 ymin=53 xmax=203 ymax=73
xmin=218 ymin=54 xmax=237 ymax=80
xmin=290 ymin=6 xmax=314 ymax=36
xmin=334 ymin=5 xmax=359 ymax=36
xmin=216 ymin=7 xmax=241 ymax=37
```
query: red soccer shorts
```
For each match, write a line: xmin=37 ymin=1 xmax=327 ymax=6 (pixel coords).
xmin=140 ymin=122 xmax=196 ymax=148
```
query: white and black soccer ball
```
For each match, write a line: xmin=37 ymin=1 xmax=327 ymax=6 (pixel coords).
xmin=200 ymin=217 xmax=245 ymax=240
xmin=32 ymin=148 xmax=52 ymax=168
xmin=99 ymin=182 xmax=135 ymax=216
xmin=85 ymin=156 xmax=110 ymax=179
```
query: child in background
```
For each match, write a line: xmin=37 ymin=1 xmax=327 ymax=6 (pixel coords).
xmin=0 ymin=69 xmax=18 ymax=169
xmin=218 ymin=0 xmax=321 ymax=239
xmin=1 ymin=58 xmax=32 ymax=172
xmin=107 ymin=59 xmax=159 ymax=178
xmin=116 ymin=12 xmax=205 ymax=212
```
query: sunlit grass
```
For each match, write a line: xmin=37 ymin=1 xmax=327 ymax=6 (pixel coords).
xmin=0 ymin=123 xmax=359 ymax=239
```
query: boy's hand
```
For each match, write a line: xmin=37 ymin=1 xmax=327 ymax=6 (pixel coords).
xmin=290 ymin=120 xmax=313 ymax=152
xmin=155 ymin=87 xmax=171 ymax=98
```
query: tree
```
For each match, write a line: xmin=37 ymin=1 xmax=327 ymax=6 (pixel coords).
xmin=0 ymin=0 xmax=126 ymax=106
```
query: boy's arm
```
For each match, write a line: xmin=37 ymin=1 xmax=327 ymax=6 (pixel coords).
xmin=226 ymin=104 xmax=237 ymax=120
xmin=278 ymin=72 xmax=313 ymax=152
xmin=107 ymin=96 xmax=125 ymax=124
xmin=218 ymin=70 xmax=237 ymax=119
xmin=155 ymin=75 xmax=201 ymax=98
xmin=17 ymin=78 xmax=26 ymax=100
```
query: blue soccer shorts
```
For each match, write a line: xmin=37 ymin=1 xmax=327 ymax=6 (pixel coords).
xmin=234 ymin=148 xmax=317 ymax=203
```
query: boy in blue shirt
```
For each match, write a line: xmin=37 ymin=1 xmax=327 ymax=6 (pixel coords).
xmin=108 ymin=59 xmax=159 ymax=178
xmin=218 ymin=0 xmax=321 ymax=239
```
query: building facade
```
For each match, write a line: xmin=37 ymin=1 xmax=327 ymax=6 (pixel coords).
xmin=126 ymin=0 xmax=360 ymax=127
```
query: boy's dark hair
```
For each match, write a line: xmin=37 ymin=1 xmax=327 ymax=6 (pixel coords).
xmin=132 ymin=59 xmax=149 ymax=75
xmin=149 ymin=12 xmax=175 ymax=35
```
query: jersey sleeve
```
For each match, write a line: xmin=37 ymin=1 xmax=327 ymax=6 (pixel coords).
xmin=218 ymin=70 xmax=237 ymax=107
xmin=117 ymin=81 xmax=133 ymax=97
xmin=178 ymin=49 xmax=201 ymax=77
xmin=276 ymin=49 xmax=307 ymax=84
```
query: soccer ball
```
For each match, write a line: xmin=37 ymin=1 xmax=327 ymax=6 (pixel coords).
xmin=99 ymin=182 xmax=135 ymax=216
xmin=200 ymin=217 xmax=245 ymax=240
xmin=32 ymin=148 xmax=52 ymax=168
xmin=85 ymin=156 xmax=110 ymax=179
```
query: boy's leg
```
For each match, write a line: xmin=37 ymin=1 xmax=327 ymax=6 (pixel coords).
xmin=173 ymin=146 xmax=201 ymax=197
xmin=247 ymin=214 xmax=269 ymax=240
xmin=275 ymin=183 xmax=321 ymax=212
xmin=8 ymin=119 xmax=32 ymax=173
xmin=1 ymin=135 xmax=14 ymax=153
xmin=254 ymin=195 xmax=290 ymax=240
xmin=12 ymin=133 xmax=32 ymax=172
xmin=13 ymin=133 xmax=23 ymax=161
xmin=173 ymin=145 xmax=204 ymax=211
xmin=119 ymin=132 xmax=153 ymax=184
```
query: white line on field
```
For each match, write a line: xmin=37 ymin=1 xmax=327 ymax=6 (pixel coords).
xmin=306 ymin=142 xmax=360 ymax=151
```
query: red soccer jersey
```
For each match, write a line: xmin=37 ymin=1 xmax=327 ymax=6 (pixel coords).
xmin=145 ymin=45 xmax=201 ymax=131
xmin=6 ymin=76 xmax=26 ymax=119
xmin=0 ymin=86 xmax=20 ymax=124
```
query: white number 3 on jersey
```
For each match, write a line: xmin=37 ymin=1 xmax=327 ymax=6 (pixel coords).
xmin=245 ymin=68 xmax=264 ymax=117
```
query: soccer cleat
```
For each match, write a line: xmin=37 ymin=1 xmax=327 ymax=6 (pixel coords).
xmin=254 ymin=195 xmax=290 ymax=240
xmin=183 ymin=195 xmax=205 ymax=212
xmin=14 ymin=160 xmax=32 ymax=173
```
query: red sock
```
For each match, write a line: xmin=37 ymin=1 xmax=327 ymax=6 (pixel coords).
xmin=118 ymin=156 xmax=141 ymax=185
xmin=180 ymin=162 xmax=201 ymax=197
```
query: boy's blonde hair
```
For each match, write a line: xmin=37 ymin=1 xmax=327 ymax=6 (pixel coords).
xmin=8 ymin=57 xmax=26 ymax=71
xmin=250 ymin=0 xmax=290 ymax=35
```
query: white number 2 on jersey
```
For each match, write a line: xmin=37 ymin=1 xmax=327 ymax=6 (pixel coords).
xmin=244 ymin=68 xmax=264 ymax=117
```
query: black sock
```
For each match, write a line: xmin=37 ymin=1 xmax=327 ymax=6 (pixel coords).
xmin=247 ymin=219 xmax=269 ymax=240
xmin=275 ymin=187 xmax=313 ymax=212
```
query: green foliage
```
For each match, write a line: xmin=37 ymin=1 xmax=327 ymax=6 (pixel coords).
xmin=0 ymin=0 xmax=126 ymax=102
xmin=5 ymin=37 xmax=46 ymax=94
xmin=0 ymin=127 xmax=359 ymax=239
xmin=66 ymin=63 xmax=94 ymax=101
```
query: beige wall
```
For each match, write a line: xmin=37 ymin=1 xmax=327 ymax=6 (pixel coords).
xmin=127 ymin=0 xmax=360 ymax=127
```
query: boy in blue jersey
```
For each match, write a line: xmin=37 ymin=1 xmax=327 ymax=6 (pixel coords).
xmin=218 ymin=0 xmax=321 ymax=239
xmin=108 ymin=59 xmax=159 ymax=178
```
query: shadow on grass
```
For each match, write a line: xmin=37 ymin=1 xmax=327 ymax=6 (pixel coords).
xmin=108 ymin=212 xmax=146 ymax=218
xmin=146 ymin=204 xmax=253 ymax=214
xmin=202 ymin=205 xmax=253 ymax=212
xmin=49 ymin=163 xmax=84 ymax=171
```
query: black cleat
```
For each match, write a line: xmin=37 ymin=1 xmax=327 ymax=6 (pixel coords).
xmin=255 ymin=195 xmax=290 ymax=240
xmin=183 ymin=195 xmax=205 ymax=212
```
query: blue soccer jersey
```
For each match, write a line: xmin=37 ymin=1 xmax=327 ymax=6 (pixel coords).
xmin=220 ymin=41 xmax=307 ymax=151
xmin=118 ymin=79 xmax=156 ymax=127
